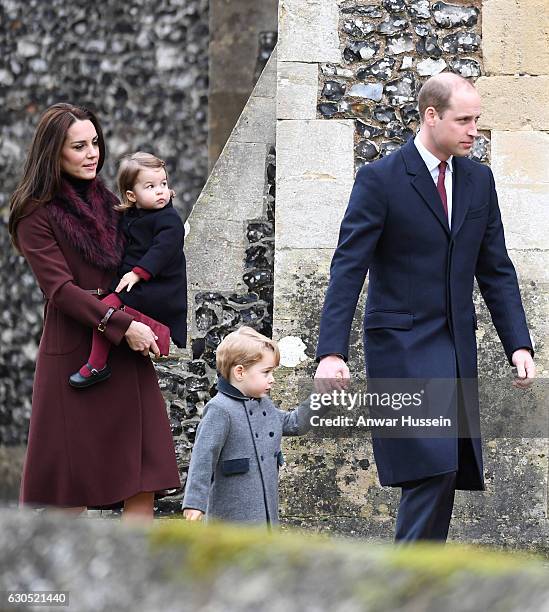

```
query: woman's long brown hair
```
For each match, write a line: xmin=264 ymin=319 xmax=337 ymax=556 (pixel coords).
xmin=8 ymin=103 xmax=106 ymax=250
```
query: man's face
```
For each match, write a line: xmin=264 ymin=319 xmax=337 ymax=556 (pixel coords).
xmin=430 ymin=86 xmax=481 ymax=159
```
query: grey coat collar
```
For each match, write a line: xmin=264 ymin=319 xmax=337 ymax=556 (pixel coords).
xmin=216 ymin=375 xmax=253 ymax=401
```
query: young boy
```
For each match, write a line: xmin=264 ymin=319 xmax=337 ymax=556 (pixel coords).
xmin=182 ymin=326 xmax=319 ymax=525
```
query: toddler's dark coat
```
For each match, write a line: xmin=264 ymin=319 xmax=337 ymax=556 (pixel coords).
xmin=114 ymin=200 xmax=187 ymax=347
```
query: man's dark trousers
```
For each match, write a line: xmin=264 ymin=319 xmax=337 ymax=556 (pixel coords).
xmin=395 ymin=472 xmax=457 ymax=541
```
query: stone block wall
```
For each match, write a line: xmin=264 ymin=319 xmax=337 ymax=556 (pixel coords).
xmin=208 ymin=0 xmax=278 ymax=167
xmin=274 ymin=0 xmax=549 ymax=547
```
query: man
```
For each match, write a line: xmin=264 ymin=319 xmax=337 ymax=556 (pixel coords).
xmin=315 ymin=73 xmax=535 ymax=542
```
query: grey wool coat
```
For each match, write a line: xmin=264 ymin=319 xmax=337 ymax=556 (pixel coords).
xmin=182 ymin=376 xmax=316 ymax=524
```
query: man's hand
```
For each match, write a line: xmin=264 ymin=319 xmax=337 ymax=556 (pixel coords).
xmin=116 ymin=271 xmax=141 ymax=293
xmin=314 ymin=355 xmax=350 ymax=392
xmin=511 ymin=349 xmax=536 ymax=389
xmin=183 ymin=508 xmax=204 ymax=521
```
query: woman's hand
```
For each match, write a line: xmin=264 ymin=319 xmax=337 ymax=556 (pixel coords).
xmin=124 ymin=321 xmax=160 ymax=357
xmin=116 ymin=271 xmax=141 ymax=293
xmin=183 ymin=508 xmax=204 ymax=521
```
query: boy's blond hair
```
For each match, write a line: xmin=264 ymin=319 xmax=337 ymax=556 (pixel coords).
xmin=216 ymin=326 xmax=280 ymax=380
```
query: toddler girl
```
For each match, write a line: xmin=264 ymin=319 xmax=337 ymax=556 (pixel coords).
xmin=69 ymin=151 xmax=187 ymax=388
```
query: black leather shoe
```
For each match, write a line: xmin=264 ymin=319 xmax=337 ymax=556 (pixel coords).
xmin=69 ymin=364 xmax=111 ymax=389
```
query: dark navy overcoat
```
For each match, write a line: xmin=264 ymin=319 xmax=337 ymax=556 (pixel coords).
xmin=115 ymin=200 xmax=187 ymax=347
xmin=317 ymin=139 xmax=532 ymax=490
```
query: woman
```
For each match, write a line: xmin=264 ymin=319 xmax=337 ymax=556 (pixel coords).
xmin=8 ymin=103 xmax=181 ymax=521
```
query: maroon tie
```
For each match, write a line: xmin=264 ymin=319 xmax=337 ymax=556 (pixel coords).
xmin=437 ymin=161 xmax=448 ymax=219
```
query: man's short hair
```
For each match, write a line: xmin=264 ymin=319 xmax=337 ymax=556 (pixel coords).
xmin=418 ymin=74 xmax=475 ymax=121
xmin=216 ymin=326 xmax=280 ymax=380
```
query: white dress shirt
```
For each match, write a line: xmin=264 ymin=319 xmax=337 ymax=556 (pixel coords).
xmin=414 ymin=134 xmax=454 ymax=229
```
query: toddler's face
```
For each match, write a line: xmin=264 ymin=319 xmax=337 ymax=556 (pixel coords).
xmin=127 ymin=167 xmax=171 ymax=210
xmin=237 ymin=352 xmax=277 ymax=398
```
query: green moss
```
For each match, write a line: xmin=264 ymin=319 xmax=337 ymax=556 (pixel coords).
xmin=352 ymin=544 xmax=545 ymax=607
xmin=386 ymin=543 xmax=541 ymax=578
xmin=149 ymin=520 xmax=543 ymax=585
xmin=149 ymin=520 xmax=331 ymax=577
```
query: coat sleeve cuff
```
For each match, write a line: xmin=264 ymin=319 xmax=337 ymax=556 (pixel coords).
xmin=508 ymin=345 xmax=535 ymax=366
xmin=182 ymin=494 xmax=207 ymax=514
xmin=316 ymin=353 xmax=348 ymax=363
xmin=102 ymin=309 xmax=134 ymax=346
xmin=132 ymin=266 xmax=152 ymax=281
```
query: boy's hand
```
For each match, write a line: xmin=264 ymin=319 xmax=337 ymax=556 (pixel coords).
xmin=116 ymin=271 xmax=141 ymax=293
xmin=183 ymin=508 xmax=204 ymax=521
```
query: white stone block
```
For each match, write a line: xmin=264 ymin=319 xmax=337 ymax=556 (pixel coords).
xmin=496 ymin=184 xmax=549 ymax=252
xmin=278 ymin=0 xmax=341 ymax=63
xmin=491 ymin=131 xmax=549 ymax=186
xmin=477 ymin=76 xmax=549 ymax=131
xmin=491 ymin=131 xmax=549 ymax=252
xmin=277 ymin=61 xmax=319 ymax=120
xmin=275 ymin=119 xmax=355 ymax=249
xmin=231 ymin=95 xmax=276 ymax=144
xmin=274 ymin=248 xmax=334 ymax=321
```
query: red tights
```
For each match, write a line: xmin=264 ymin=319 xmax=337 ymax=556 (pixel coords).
xmin=79 ymin=293 xmax=122 ymax=377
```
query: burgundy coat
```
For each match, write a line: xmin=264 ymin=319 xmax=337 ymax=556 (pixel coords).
xmin=17 ymin=185 xmax=181 ymax=508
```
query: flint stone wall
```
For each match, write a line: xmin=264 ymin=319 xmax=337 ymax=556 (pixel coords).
xmin=0 ymin=0 xmax=209 ymax=497
xmin=319 ymin=0 xmax=488 ymax=167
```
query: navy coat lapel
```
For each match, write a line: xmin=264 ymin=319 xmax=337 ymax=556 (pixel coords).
xmin=400 ymin=139 xmax=450 ymax=237
xmin=450 ymin=157 xmax=474 ymax=237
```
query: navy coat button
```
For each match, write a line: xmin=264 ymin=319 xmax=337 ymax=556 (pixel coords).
xmin=255 ymin=432 xmax=259 ymax=438
xmin=269 ymin=432 xmax=274 ymax=437
xmin=249 ymin=410 xmax=253 ymax=415
xmin=261 ymin=455 xmax=264 ymax=461
xmin=263 ymin=411 xmax=266 ymax=416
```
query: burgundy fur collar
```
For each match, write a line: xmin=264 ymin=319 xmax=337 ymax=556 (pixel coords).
xmin=47 ymin=177 xmax=125 ymax=271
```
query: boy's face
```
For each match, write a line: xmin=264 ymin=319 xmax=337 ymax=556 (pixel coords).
xmin=232 ymin=352 xmax=277 ymax=398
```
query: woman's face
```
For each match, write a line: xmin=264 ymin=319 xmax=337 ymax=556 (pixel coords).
xmin=60 ymin=120 xmax=100 ymax=179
